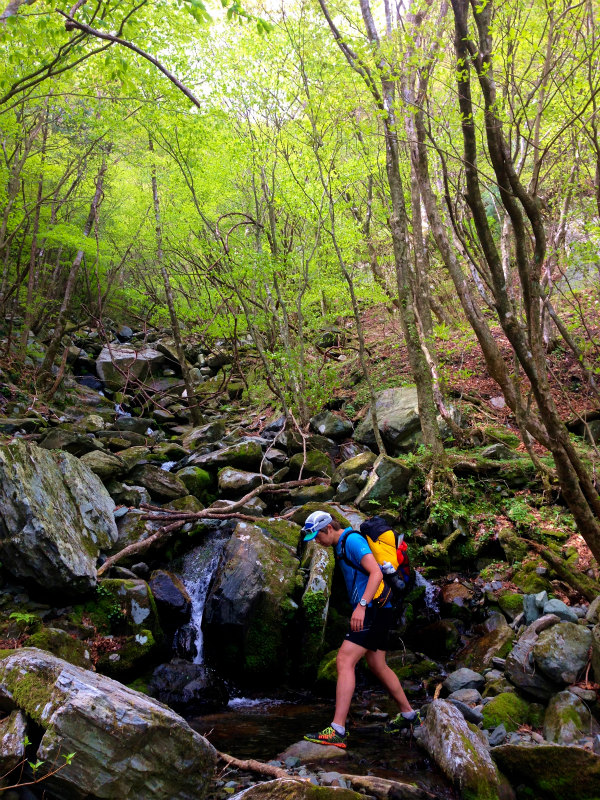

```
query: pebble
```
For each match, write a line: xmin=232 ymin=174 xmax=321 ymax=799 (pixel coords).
xmin=448 ymin=699 xmax=483 ymax=725
xmin=320 ymin=771 xmax=345 ymax=787
xmin=488 ymin=724 xmax=507 ymax=746
xmin=284 ymin=757 xmax=300 ymax=768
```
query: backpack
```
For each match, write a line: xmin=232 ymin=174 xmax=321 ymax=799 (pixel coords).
xmin=339 ymin=516 xmax=414 ymax=608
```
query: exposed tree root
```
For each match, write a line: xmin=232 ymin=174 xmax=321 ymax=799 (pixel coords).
xmin=215 ymin=750 xmax=305 ymax=782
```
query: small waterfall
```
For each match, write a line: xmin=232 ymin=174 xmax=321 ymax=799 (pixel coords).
xmin=414 ymin=571 xmax=440 ymax=615
xmin=181 ymin=535 xmax=227 ymax=664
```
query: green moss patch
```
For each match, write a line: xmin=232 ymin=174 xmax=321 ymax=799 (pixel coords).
xmin=482 ymin=692 xmax=534 ymax=732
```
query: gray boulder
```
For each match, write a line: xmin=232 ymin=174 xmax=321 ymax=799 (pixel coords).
xmin=523 ymin=591 xmax=548 ymax=625
xmin=443 ymin=667 xmax=485 ymax=694
xmin=544 ymin=690 xmax=600 ymax=744
xmin=309 ymin=411 xmax=353 ymax=440
xmin=182 ymin=421 xmax=225 ymax=449
xmin=418 ymin=700 xmax=500 ymax=800
xmin=354 ymin=455 xmax=412 ymax=512
xmin=331 ymin=452 xmax=377 ymax=485
xmin=585 ymin=595 xmax=600 ymax=624
xmin=38 ymin=428 xmax=102 ymax=456
xmin=0 ymin=441 xmax=118 ymax=594
xmin=300 ymin=541 xmax=334 ymax=674
xmin=218 ymin=467 xmax=265 ymax=495
xmin=188 ymin=440 xmax=264 ymax=471
xmin=79 ymin=450 xmax=125 ymax=480
xmin=532 ymin=622 xmax=592 ymax=684
xmin=505 ymin=614 xmax=561 ymax=700
xmin=0 ymin=709 xmax=27 ymax=775
xmin=0 ymin=648 xmax=216 ymax=799
xmin=96 ymin=344 xmax=165 ymax=390
xmin=542 ymin=598 xmax=579 ymax=623
xmin=128 ymin=464 xmax=188 ymax=501
xmin=204 ymin=522 xmax=300 ymax=680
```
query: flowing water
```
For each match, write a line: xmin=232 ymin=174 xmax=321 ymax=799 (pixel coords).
xmin=415 ymin=570 xmax=441 ymax=615
xmin=181 ymin=534 xmax=228 ymax=664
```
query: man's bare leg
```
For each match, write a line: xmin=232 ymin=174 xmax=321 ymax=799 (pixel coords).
xmin=365 ymin=649 xmax=412 ymax=713
xmin=332 ymin=639 xmax=368 ymax=729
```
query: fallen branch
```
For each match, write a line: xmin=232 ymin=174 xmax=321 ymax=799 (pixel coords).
xmin=97 ymin=477 xmax=326 ymax=577
xmin=215 ymin=750 xmax=305 ymax=783
xmin=527 ymin=540 xmax=600 ymax=601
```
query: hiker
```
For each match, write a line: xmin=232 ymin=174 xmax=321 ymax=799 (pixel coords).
xmin=302 ymin=510 xmax=420 ymax=749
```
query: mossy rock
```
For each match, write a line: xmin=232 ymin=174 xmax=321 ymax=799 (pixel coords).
xmin=259 ymin=518 xmax=303 ymax=549
xmin=316 ymin=649 xmax=338 ymax=684
xmin=26 ymin=627 xmax=90 ymax=668
xmin=288 ymin=450 xmax=333 ymax=479
xmin=96 ymin=630 xmax=158 ymax=678
xmin=512 ymin=561 xmax=553 ymax=594
xmin=387 ymin=653 xmax=439 ymax=682
xmin=498 ymin=592 xmax=524 ymax=621
xmin=288 ymin=484 xmax=335 ymax=504
xmin=481 ymin=691 xmax=534 ymax=732
xmin=497 ymin=528 xmax=529 ymax=563
xmin=175 ymin=466 xmax=212 ymax=499
xmin=482 ymin=426 xmax=521 ymax=449
xmin=289 ymin=503 xmax=351 ymax=529
xmin=74 ymin=579 xmax=162 ymax=641
xmin=165 ymin=494 xmax=204 ymax=512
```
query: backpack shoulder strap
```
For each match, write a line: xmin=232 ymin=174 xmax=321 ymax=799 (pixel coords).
xmin=338 ymin=528 xmax=369 ymax=575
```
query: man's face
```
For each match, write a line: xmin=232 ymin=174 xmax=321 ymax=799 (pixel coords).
xmin=314 ymin=524 xmax=332 ymax=546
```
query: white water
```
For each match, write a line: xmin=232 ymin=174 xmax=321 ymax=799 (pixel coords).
xmin=227 ymin=697 xmax=285 ymax=709
xmin=161 ymin=460 xmax=177 ymax=471
xmin=181 ymin=536 xmax=227 ymax=664
xmin=415 ymin=571 xmax=440 ymax=615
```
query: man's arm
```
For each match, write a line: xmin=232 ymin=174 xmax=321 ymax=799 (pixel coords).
xmin=350 ymin=553 xmax=382 ymax=632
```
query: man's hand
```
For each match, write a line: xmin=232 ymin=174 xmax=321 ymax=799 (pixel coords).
xmin=351 ymin=604 xmax=366 ymax=632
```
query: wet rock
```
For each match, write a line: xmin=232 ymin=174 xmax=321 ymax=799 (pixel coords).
xmin=277 ymin=741 xmax=349 ymax=763
xmin=418 ymin=699 xmax=500 ymax=800
xmin=128 ymin=464 xmax=188 ymax=501
xmin=0 ymin=648 xmax=216 ymax=799
xmin=532 ymin=622 xmax=592 ymax=684
xmin=443 ymin=667 xmax=485 ymax=694
xmin=505 ymin=614 xmax=561 ymax=700
xmin=96 ymin=344 xmax=165 ymax=391
xmin=354 ymin=455 xmax=412 ymax=512
xmin=79 ymin=450 xmax=125 ymax=480
xmin=0 ymin=710 xmax=27 ymax=775
xmin=149 ymin=570 xmax=191 ymax=625
xmin=542 ymin=598 xmax=579 ymax=623
xmin=148 ymin=659 xmax=228 ymax=715
xmin=218 ymin=467 xmax=265 ymax=495
xmin=231 ymin=778 xmax=359 ymax=799
xmin=204 ymin=522 xmax=300 ymax=680
xmin=544 ymin=690 xmax=600 ymax=744
xmin=0 ymin=441 xmax=118 ymax=595
xmin=492 ymin=743 xmax=600 ymax=800
xmin=418 ymin=619 xmax=461 ymax=659
xmin=309 ymin=411 xmax=353 ymax=440
xmin=300 ymin=541 xmax=334 ymax=675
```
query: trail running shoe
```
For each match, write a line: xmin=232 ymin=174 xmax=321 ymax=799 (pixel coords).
xmin=384 ymin=710 xmax=422 ymax=734
xmin=304 ymin=726 xmax=348 ymax=748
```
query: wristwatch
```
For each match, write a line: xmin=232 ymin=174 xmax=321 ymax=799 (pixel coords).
xmin=359 ymin=598 xmax=368 ymax=607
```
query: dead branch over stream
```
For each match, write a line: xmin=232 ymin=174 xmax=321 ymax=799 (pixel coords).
xmin=97 ymin=477 xmax=326 ymax=577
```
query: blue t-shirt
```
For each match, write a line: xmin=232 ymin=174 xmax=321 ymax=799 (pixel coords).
xmin=335 ymin=529 xmax=373 ymax=605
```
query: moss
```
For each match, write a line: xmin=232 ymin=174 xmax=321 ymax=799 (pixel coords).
xmin=259 ymin=518 xmax=302 ymax=549
xmin=512 ymin=561 xmax=552 ymax=594
xmin=0 ymin=649 xmax=16 ymax=660
xmin=97 ymin=630 xmax=157 ymax=677
xmin=289 ymin=450 xmax=333 ymax=478
xmin=0 ymin=664 xmax=58 ymax=725
xmin=388 ymin=658 xmax=438 ymax=681
xmin=482 ymin=426 xmax=521 ymax=448
xmin=26 ymin=627 xmax=89 ymax=668
xmin=316 ymin=649 xmax=338 ymax=684
xmin=497 ymin=592 xmax=524 ymax=619
xmin=482 ymin=692 xmax=532 ymax=732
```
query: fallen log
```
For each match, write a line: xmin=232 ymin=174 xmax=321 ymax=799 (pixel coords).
xmin=215 ymin=749 xmax=305 ymax=783
xmin=527 ymin=540 xmax=600 ymax=601
xmin=97 ymin=476 xmax=327 ymax=577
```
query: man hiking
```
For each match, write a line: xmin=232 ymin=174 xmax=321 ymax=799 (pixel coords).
xmin=302 ymin=510 xmax=420 ymax=749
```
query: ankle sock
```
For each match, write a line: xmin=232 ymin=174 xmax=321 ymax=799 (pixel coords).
xmin=401 ymin=711 xmax=417 ymax=720
xmin=331 ymin=723 xmax=345 ymax=735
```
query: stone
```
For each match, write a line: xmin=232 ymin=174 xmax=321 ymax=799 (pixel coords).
xmin=230 ymin=778 xmax=360 ymax=799
xmin=309 ymin=411 xmax=353 ymax=440
xmin=492 ymin=743 xmax=600 ymax=800
xmin=79 ymin=450 xmax=125 ymax=480
xmin=218 ymin=467 xmax=265 ymax=495
xmin=542 ymin=598 xmax=579 ymax=623
xmin=74 ymin=414 xmax=105 ymax=434
xmin=0 ymin=441 xmax=118 ymax=595
xmin=331 ymin=452 xmax=377 ymax=485
xmin=38 ymin=428 xmax=101 ymax=456
xmin=480 ymin=443 xmax=519 ymax=460
xmin=334 ymin=474 xmax=367 ymax=503
xmin=203 ymin=522 xmax=300 ymax=681
xmin=532 ymin=622 xmax=592 ymax=684
xmin=418 ymin=700 xmax=500 ymax=800
xmin=481 ymin=692 xmax=535 ymax=733
xmin=0 ymin=417 xmax=43 ymax=434
xmin=522 ymin=591 xmax=548 ymax=625
xmin=488 ymin=725 xmax=507 ymax=747
xmin=96 ymin=579 xmax=161 ymax=638
xmin=544 ymin=690 xmax=600 ymax=744
xmin=277 ymin=740 xmax=349 ymax=763
xmin=116 ymin=446 xmax=151 ymax=472
xmin=182 ymin=421 xmax=226 ymax=449
xmin=354 ymin=455 xmax=412 ymax=512
xmin=448 ymin=699 xmax=484 ymax=725
xmin=287 ymin=483 xmax=336 ymax=504
xmin=112 ymin=509 xmax=162 ymax=554
xmin=443 ymin=667 xmax=485 ymax=694
xmin=112 ymin=417 xmax=156 ymax=435
xmin=593 ymin=623 xmax=600 ymax=685
xmin=447 ymin=688 xmax=483 ymax=705
xmin=0 ymin=710 xmax=27 ymax=775
xmin=288 ymin=450 xmax=333 ymax=478
xmin=585 ymin=595 xmax=600 ymax=624
xmin=25 ymin=627 xmax=91 ymax=668
xmin=338 ymin=775 xmax=432 ymax=799
xmin=148 ymin=659 xmax=228 ymax=715
xmin=188 ymin=440 xmax=264 ymax=471
xmin=0 ymin=648 xmax=216 ymax=799
xmin=505 ymin=614 xmax=561 ymax=700
xmin=128 ymin=464 xmax=188 ymax=501
xmin=149 ymin=571 xmax=191 ymax=625
xmin=300 ymin=541 xmax=334 ymax=675
xmin=497 ymin=592 xmax=523 ymax=622
xmin=96 ymin=344 xmax=165 ymax=390
xmin=417 ymin=619 xmax=460 ymax=659
xmin=176 ymin=466 xmax=212 ymax=498
xmin=457 ymin=612 xmax=515 ymax=671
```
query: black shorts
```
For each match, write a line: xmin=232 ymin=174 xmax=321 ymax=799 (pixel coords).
xmin=344 ymin=606 xmax=395 ymax=651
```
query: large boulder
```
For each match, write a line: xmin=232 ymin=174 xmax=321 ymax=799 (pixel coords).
xmin=188 ymin=440 xmax=264 ymax=471
xmin=505 ymin=614 xmax=561 ymax=700
xmin=418 ymin=700 xmax=500 ymax=800
xmin=532 ymin=622 xmax=592 ymax=684
xmin=203 ymin=522 xmax=300 ymax=682
xmin=96 ymin=344 xmax=165 ymax=391
xmin=148 ymin=659 xmax=228 ymax=715
xmin=0 ymin=649 xmax=216 ymax=799
xmin=543 ymin=690 xmax=600 ymax=744
xmin=0 ymin=441 xmax=118 ymax=595
xmin=309 ymin=411 xmax=353 ymax=441
xmin=300 ymin=541 xmax=334 ymax=675
xmin=492 ymin=743 xmax=600 ymax=800
xmin=457 ymin=612 xmax=515 ymax=671
xmin=354 ymin=455 xmax=412 ymax=512
xmin=128 ymin=464 xmax=188 ymax=501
